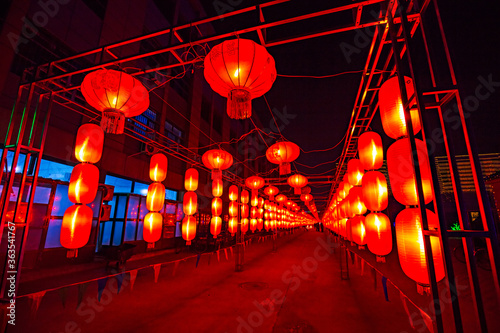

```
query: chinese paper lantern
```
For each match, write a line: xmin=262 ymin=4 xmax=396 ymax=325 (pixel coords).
xmin=182 ymin=215 xmax=197 ymax=245
xmin=251 ymin=194 xmax=258 ymax=207
xmin=68 ymin=163 xmax=99 ymax=204
xmin=251 ymin=206 xmax=258 ymax=219
xmin=266 ymin=141 xmax=300 ymax=175
xmin=183 ymin=192 xmax=198 ymax=215
xmin=300 ymin=194 xmax=312 ymax=203
xmin=60 ymin=204 xmax=93 ymax=249
xmin=229 ymin=185 xmax=238 ymax=201
xmin=349 ymin=187 xmax=367 ymax=216
xmin=202 ymin=149 xmax=233 ymax=180
xmin=150 ymin=153 xmax=168 ymax=182
xmin=347 ymin=159 xmax=364 ymax=186
xmin=258 ymin=197 xmax=265 ymax=208
xmin=246 ymin=176 xmax=265 ymax=198
xmin=365 ymin=213 xmax=392 ymax=258
xmin=204 ymin=38 xmax=276 ymax=119
xmin=351 ymin=216 xmax=367 ymax=246
xmin=257 ymin=219 xmax=264 ymax=231
xmin=241 ymin=204 xmax=249 ymax=218
xmin=241 ymin=218 xmax=249 ymax=233
xmin=184 ymin=168 xmax=199 ymax=191
xmin=212 ymin=198 xmax=222 ymax=216
xmin=75 ymin=124 xmax=104 ymax=163
xmin=81 ymin=69 xmax=149 ymax=134
xmin=250 ymin=218 xmax=258 ymax=232
xmin=362 ymin=171 xmax=388 ymax=211
xmin=241 ymin=190 xmax=249 ymax=204
xmin=264 ymin=186 xmax=279 ymax=200
xmin=396 ymin=208 xmax=445 ymax=285
xmin=229 ymin=201 xmax=238 ymax=217
xmin=287 ymin=174 xmax=308 ymax=195
xmin=358 ymin=131 xmax=383 ymax=170
xmin=275 ymin=194 xmax=287 ymax=203
xmin=379 ymin=76 xmax=421 ymax=139
xmin=146 ymin=183 xmax=165 ymax=212
xmin=228 ymin=217 xmax=238 ymax=235
xmin=143 ymin=212 xmax=163 ymax=243
xmin=338 ymin=182 xmax=346 ymax=199
xmin=387 ymin=138 xmax=433 ymax=205
xmin=210 ymin=216 xmax=222 ymax=238
xmin=212 ymin=178 xmax=223 ymax=197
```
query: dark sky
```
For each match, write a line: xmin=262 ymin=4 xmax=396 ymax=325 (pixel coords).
xmin=201 ymin=0 xmax=500 ymax=211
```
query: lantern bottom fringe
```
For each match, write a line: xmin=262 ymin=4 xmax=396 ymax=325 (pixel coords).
xmin=101 ymin=110 xmax=125 ymax=134
xmin=279 ymin=163 xmax=291 ymax=175
xmin=416 ymin=283 xmax=431 ymax=295
xmin=227 ymin=89 xmax=251 ymax=119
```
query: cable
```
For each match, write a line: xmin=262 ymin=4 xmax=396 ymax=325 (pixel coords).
xmin=276 ymin=69 xmax=390 ymax=79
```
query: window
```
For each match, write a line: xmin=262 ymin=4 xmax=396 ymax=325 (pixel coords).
xmin=105 ymin=175 xmax=133 ymax=193
xmin=165 ymin=120 xmax=183 ymax=144
xmin=132 ymin=182 xmax=149 ymax=196
xmin=130 ymin=108 xmax=157 ymax=139
xmin=165 ymin=189 xmax=177 ymax=201
xmin=38 ymin=159 xmax=74 ymax=181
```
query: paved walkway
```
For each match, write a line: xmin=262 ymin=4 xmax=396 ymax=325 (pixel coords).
xmin=14 ymin=230 xmax=415 ymax=333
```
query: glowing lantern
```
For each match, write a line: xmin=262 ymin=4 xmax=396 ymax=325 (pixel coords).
xmin=358 ymin=131 xmax=383 ymax=170
xmin=184 ymin=168 xmax=199 ymax=191
xmin=75 ymin=124 xmax=104 ymax=163
xmin=212 ymin=198 xmax=222 ymax=216
xmin=387 ymin=138 xmax=433 ymax=206
xmin=251 ymin=206 xmax=258 ymax=219
xmin=143 ymin=212 xmax=163 ymax=243
xmin=351 ymin=216 xmax=367 ymax=246
xmin=300 ymin=194 xmax=312 ymax=203
xmin=365 ymin=213 xmax=392 ymax=258
xmin=81 ymin=69 xmax=149 ymax=134
xmin=241 ymin=204 xmax=249 ymax=218
xmin=212 ymin=178 xmax=223 ymax=197
xmin=362 ymin=171 xmax=388 ymax=211
xmin=60 ymin=204 xmax=93 ymax=249
xmin=338 ymin=182 xmax=346 ymax=199
xmin=228 ymin=217 xmax=238 ymax=235
xmin=347 ymin=159 xmax=364 ymax=187
xmin=229 ymin=202 xmax=238 ymax=217
xmin=241 ymin=218 xmax=249 ymax=233
xmin=250 ymin=218 xmax=258 ymax=232
xmin=241 ymin=190 xmax=249 ymax=204
xmin=379 ymin=76 xmax=421 ymax=139
xmin=287 ymin=174 xmax=308 ymax=195
xmin=258 ymin=197 xmax=265 ymax=208
xmin=266 ymin=141 xmax=300 ymax=175
xmin=349 ymin=187 xmax=366 ymax=216
xmin=251 ymin=194 xmax=258 ymax=207
xmin=396 ymin=208 xmax=445 ymax=285
xmin=204 ymin=38 xmax=276 ymax=119
xmin=285 ymin=200 xmax=293 ymax=207
xmin=182 ymin=215 xmax=197 ymax=245
xmin=150 ymin=153 xmax=168 ymax=182
xmin=211 ymin=216 xmax=222 ymax=238
xmin=257 ymin=219 xmax=264 ymax=231
xmin=146 ymin=183 xmax=165 ymax=212
xmin=275 ymin=194 xmax=287 ymax=203
xmin=68 ymin=163 xmax=99 ymax=204
xmin=183 ymin=192 xmax=198 ymax=215
xmin=246 ymin=176 xmax=265 ymax=198
xmin=264 ymin=186 xmax=279 ymax=200
xmin=229 ymin=185 xmax=238 ymax=201
xmin=202 ymin=149 xmax=233 ymax=180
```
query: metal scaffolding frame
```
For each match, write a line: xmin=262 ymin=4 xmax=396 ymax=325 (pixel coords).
xmin=0 ymin=0 xmax=499 ymax=332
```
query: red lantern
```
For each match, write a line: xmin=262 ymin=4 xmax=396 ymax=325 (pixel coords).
xmin=258 ymin=197 xmax=265 ymax=208
xmin=266 ymin=141 xmax=300 ymax=175
xmin=212 ymin=198 xmax=222 ymax=216
xmin=351 ymin=216 xmax=367 ymax=246
xmin=287 ymin=174 xmax=308 ymax=195
xmin=358 ymin=131 xmax=383 ymax=170
xmin=349 ymin=187 xmax=366 ymax=216
xmin=300 ymin=194 xmax=312 ymax=202
xmin=182 ymin=215 xmax=197 ymax=245
xmin=241 ymin=218 xmax=249 ymax=233
xmin=275 ymin=194 xmax=287 ymax=203
xmin=241 ymin=190 xmax=249 ymax=204
xmin=362 ymin=171 xmax=388 ymax=211
xmin=245 ymin=176 xmax=265 ymax=198
xmin=143 ymin=212 xmax=163 ymax=243
xmin=75 ymin=124 xmax=104 ymax=163
xmin=228 ymin=217 xmax=238 ymax=235
xmin=264 ymin=186 xmax=279 ymax=200
xmin=229 ymin=202 xmax=238 ymax=217
xmin=60 ymin=204 xmax=93 ymax=249
xmin=229 ymin=185 xmax=238 ymax=201
xmin=81 ymin=69 xmax=149 ymax=134
xmin=379 ymin=76 xmax=421 ymax=139
xmin=251 ymin=194 xmax=258 ymax=207
xmin=210 ymin=216 xmax=222 ymax=238
xmin=387 ymin=138 xmax=433 ymax=206
xmin=251 ymin=206 xmax=258 ymax=219
xmin=338 ymin=181 xmax=346 ymax=199
xmin=204 ymin=38 xmax=276 ymax=119
xmin=150 ymin=153 xmax=168 ymax=182
xmin=257 ymin=218 xmax=264 ymax=231
xmin=365 ymin=213 xmax=392 ymax=257
xmin=347 ymin=159 xmax=364 ymax=187
xmin=183 ymin=192 xmax=198 ymax=215
xmin=212 ymin=178 xmax=223 ymax=197
xmin=146 ymin=183 xmax=165 ymax=212
xmin=202 ymin=149 xmax=233 ymax=179
xmin=68 ymin=163 xmax=99 ymax=204
xmin=250 ymin=218 xmax=258 ymax=232
xmin=184 ymin=168 xmax=199 ymax=191
xmin=241 ymin=204 xmax=249 ymax=218
xmin=396 ymin=208 xmax=445 ymax=285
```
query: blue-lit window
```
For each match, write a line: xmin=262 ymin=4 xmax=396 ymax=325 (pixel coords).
xmin=38 ymin=159 xmax=73 ymax=181
xmin=5 ymin=151 xmax=27 ymax=173
xmin=105 ymin=175 xmax=132 ymax=193
xmin=166 ymin=189 xmax=177 ymax=201
xmin=133 ymin=182 xmax=149 ymax=196
xmin=165 ymin=120 xmax=183 ymax=144
xmin=130 ymin=108 xmax=157 ymax=139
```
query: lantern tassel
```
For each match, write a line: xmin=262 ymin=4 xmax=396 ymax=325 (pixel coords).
xmin=100 ymin=110 xmax=125 ymax=134
xmin=227 ymin=89 xmax=251 ymax=119
xmin=279 ymin=162 xmax=291 ymax=175
xmin=212 ymin=169 xmax=222 ymax=181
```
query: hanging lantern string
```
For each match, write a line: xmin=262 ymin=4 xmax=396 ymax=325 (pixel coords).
xmin=249 ymin=116 xmax=270 ymax=148
xmin=299 ymin=131 xmax=347 ymax=154
xmin=294 ymin=157 xmax=341 ymax=169
xmin=276 ymin=69 xmax=391 ymax=79
xmin=263 ymin=95 xmax=285 ymax=140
